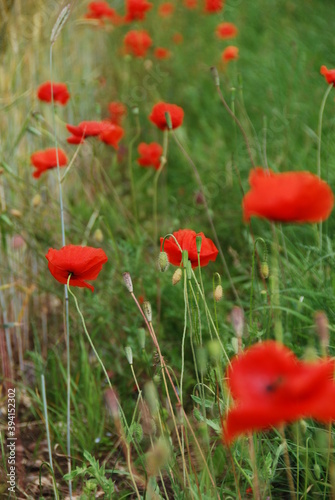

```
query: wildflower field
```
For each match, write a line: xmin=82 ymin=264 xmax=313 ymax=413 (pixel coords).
xmin=1 ymin=0 xmax=335 ymax=498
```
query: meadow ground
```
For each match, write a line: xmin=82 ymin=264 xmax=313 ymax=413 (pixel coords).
xmin=1 ymin=0 xmax=335 ymax=498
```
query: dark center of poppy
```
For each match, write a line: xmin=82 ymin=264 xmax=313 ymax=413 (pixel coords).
xmin=265 ymin=376 xmax=284 ymax=393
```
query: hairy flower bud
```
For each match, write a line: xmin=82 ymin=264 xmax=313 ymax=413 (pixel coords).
xmin=172 ymin=268 xmax=182 ymax=285
xmin=143 ymin=301 xmax=152 ymax=322
xmin=214 ymin=285 xmax=223 ymax=302
xmin=122 ymin=272 xmax=133 ymax=293
xmin=125 ymin=346 xmax=133 ymax=365
xmin=93 ymin=228 xmax=104 ymax=243
xmin=157 ymin=251 xmax=169 ymax=272
xmin=260 ymin=261 xmax=269 ymax=279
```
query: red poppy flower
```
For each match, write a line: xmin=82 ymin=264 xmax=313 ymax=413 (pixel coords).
xmin=137 ymin=142 xmax=163 ymax=170
xmin=30 ymin=148 xmax=68 ymax=179
xmin=160 ymin=229 xmax=218 ymax=268
xmin=204 ymin=0 xmax=224 ymax=13
xmin=66 ymin=121 xmax=111 ymax=143
xmin=216 ymin=22 xmax=238 ymax=39
xmin=84 ymin=1 xmax=116 ymax=20
xmin=46 ymin=245 xmax=108 ymax=292
xmin=124 ymin=0 xmax=152 ymax=22
xmin=224 ymin=341 xmax=335 ymax=443
xmin=123 ymin=30 xmax=153 ymax=57
xmin=172 ymin=33 xmax=183 ymax=44
xmin=154 ymin=47 xmax=171 ymax=60
xmin=320 ymin=65 xmax=335 ymax=86
xmin=37 ymin=81 xmax=70 ymax=105
xmin=99 ymin=124 xmax=124 ymax=149
xmin=242 ymin=167 xmax=334 ymax=223
xmin=184 ymin=0 xmax=197 ymax=9
xmin=108 ymin=101 xmax=127 ymax=125
xmin=158 ymin=2 xmax=174 ymax=17
xmin=149 ymin=102 xmax=184 ymax=131
xmin=222 ymin=46 xmax=239 ymax=62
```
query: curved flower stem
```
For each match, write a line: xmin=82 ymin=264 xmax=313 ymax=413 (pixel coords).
xmin=67 ymin=279 xmax=141 ymax=499
xmin=317 ymin=84 xmax=333 ymax=252
xmin=153 ymin=130 xmax=169 ymax=246
xmin=128 ymin=113 xmax=141 ymax=224
xmin=49 ymin=44 xmax=72 ymax=498
xmin=249 ymin=238 xmax=266 ymax=332
xmin=129 ymin=290 xmax=219 ymax=498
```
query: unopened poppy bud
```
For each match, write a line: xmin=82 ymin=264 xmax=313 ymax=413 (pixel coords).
xmin=172 ymin=268 xmax=182 ymax=285
xmin=32 ymin=193 xmax=42 ymax=207
xmin=196 ymin=235 xmax=202 ymax=254
xmin=144 ymin=381 xmax=159 ymax=416
xmin=210 ymin=66 xmax=220 ymax=87
xmin=196 ymin=346 xmax=207 ymax=374
xmin=143 ymin=301 xmax=152 ymax=322
xmin=138 ymin=328 xmax=146 ymax=350
xmin=231 ymin=306 xmax=244 ymax=338
xmin=153 ymin=374 xmax=161 ymax=385
xmin=132 ymin=106 xmax=139 ymax=115
xmin=125 ymin=346 xmax=133 ymax=365
xmin=186 ymin=261 xmax=192 ymax=280
xmin=122 ymin=272 xmax=133 ymax=293
xmin=260 ymin=261 xmax=269 ymax=279
xmin=164 ymin=111 xmax=172 ymax=130
xmin=314 ymin=311 xmax=329 ymax=351
xmin=10 ymin=209 xmax=22 ymax=218
xmin=214 ymin=285 xmax=223 ymax=302
xmin=207 ymin=340 xmax=221 ymax=362
xmin=157 ymin=251 xmax=169 ymax=272
xmin=93 ymin=228 xmax=104 ymax=243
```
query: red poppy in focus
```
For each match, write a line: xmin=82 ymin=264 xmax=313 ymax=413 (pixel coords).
xmin=37 ymin=81 xmax=70 ymax=105
xmin=158 ymin=2 xmax=174 ymax=17
xmin=320 ymin=65 xmax=335 ymax=86
xmin=204 ymin=0 xmax=224 ymax=13
xmin=66 ymin=121 xmax=112 ymax=143
xmin=149 ymin=102 xmax=184 ymax=131
xmin=124 ymin=0 xmax=153 ymax=22
xmin=160 ymin=229 xmax=218 ymax=268
xmin=99 ymin=124 xmax=124 ymax=149
xmin=172 ymin=33 xmax=183 ymax=44
xmin=224 ymin=341 xmax=335 ymax=443
xmin=123 ymin=30 xmax=153 ymax=57
xmin=30 ymin=148 xmax=68 ymax=179
xmin=184 ymin=0 xmax=197 ymax=9
xmin=154 ymin=47 xmax=171 ymax=60
xmin=216 ymin=22 xmax=238 ymax=39
xmin=84 ymin=1 xmax=116 ymax=20
xmin=108 ymin=101 xmax=127 ymax=125
xmin=222 ymin=46 xmax=239 ymax=62
xmin=242 ymin=167 xmax=334 ymax=224
xmin=46 ymin=245 xmax=108 ymax=292
xmin=137 ymin=142 xmax=163 ymax=170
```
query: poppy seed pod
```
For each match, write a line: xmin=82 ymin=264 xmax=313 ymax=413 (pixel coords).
xmin=157 ymin=251 xmax=169 ymax=272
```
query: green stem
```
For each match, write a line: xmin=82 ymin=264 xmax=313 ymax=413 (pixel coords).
xmin=128 ymin=113 xmax=141 ymax=223
xmin=153 ymin=130 xmax=169 ymax=245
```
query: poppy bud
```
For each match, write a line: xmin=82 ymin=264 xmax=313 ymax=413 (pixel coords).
xmin=210 ymin=66 xmax=220 ymax=87
xmin=153 ymin=374 xmax=161 ymax=385
xmin=32 ymin=193 xmax=42 ymax=207
xmin=125 ymin=346 xmax=133 ymax=365
xmin=143 ymin=301 xmax=152 ymax=322
xmin=314 ymin=311 xmax=329 ymax=352
xmin=172 ymin=268 xmax=182 ymax=285
xmin=260 ymin=261 xmax=269 ymax=279
xmin=122 ymin=272 xmax=133 ymax=293
xmin=144 ymin=381 xmax=159 ymax=416
xmin=93 ymin=228 xmax=104 ymax=243
xmin=231 ymin=306 xmax=244 ymax=338
xmin=132 ymin=106 xmax=139 ymax=115
xmin=207 ymin=340 xmax=221 ymax=362
xmin=157 ymin=251 xmax=169 ymax=272
xmin=10 ymin=209 xmax=22 ymax=218
xmin=214 ymin=285 xmax=223 ymax=302
xmin=196 ymin=346 xmax=207 ymax=374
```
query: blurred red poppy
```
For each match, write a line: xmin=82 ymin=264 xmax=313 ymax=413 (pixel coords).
xmin=124 ymin=0 xmax=152 ymax=22
xmin=320 ymin=65 xmax=335 ymax=86
xmin=216 ymin=22 xmax=238 ymax=39
xmin=154 ymin=47 xmax=171 ymax=60
xmin=108 ymin=101 xmax=127 ymax=125
xmin=137 ymin=142 xmax=163 ymax=170
xmin=222 ymin=46 xmax=239 ymax=62
xmin=158 ymin=2 xmax=174 ymax=17
xmin=242 ymin=167 xmax=334 ymax=223
xmin=37 ymin=81 xmax=70 ymax=105
xmin=66 ymin=121 xmax=112 ymax=144
xmin=224 ymin=341 xmax=335 ymax=443
xmin=30 ymin=148 xmax=68 ymax=178
xmin=123 ymin=30 xmax=153 ymax=57
xmin=172 ymin=33 xmax=183 ymax=44
xmin=149 ymin=102 xmax=184 ymax=130
xmin=160 ymin=229 xmax=218 ymax=268
xmin=184 ymin=0 xmax=197 ymax=8
xmin=46 ymin=245 xmax=108 ymax=292
xmin=204 ymin=0 xmax=223 ymax=13
xmin=84 ymin=1 xmax=116 ymax=20
xmin=99 ymin=124 xmax=124 ymax=149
